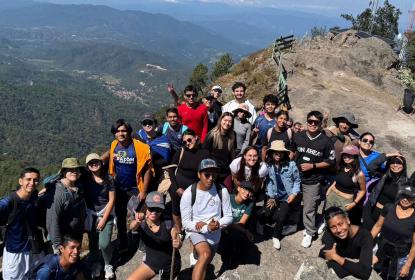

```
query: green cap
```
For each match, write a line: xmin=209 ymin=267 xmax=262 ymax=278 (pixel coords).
xmin=61 ymin=158 xmax=81 ymax=169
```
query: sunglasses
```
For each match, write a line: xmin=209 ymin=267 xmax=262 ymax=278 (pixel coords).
xmin=185 ymin=93 xmax=197 ymax=98
xmin=401 ymin=196 xmax=415 ymax=202
xmin=142 ymin=120 xmax=154 ymax=126
xmin=183 ymin=138 xmax=193 ymax=144
xmin=203 ymin=172 xmax=218 ymax=179
xmin=66 ymin=168 xmax=80 ymax=173
xmin=361 ymin=138 xmax=374 ymax=145
xmin=87 ymin=160 xmax=101 ymax=166
xmin=307 ymin=119 xmax=320 ymax=126
xmin=148 ymin=207 xmax=162 ymax=213
xmin=116 ymin=129 xmax=127 ymax=133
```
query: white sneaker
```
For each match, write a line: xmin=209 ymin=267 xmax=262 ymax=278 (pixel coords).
xmin=256 ymin=222 xmax=264 ymax=235
xmin=272 ymin=238 xmax=281 ymax=250
xmin=301 ymin=233 xmax=313 ymax=248
xmin=189 ymin=252 xmax=197 ymax=266
xmin=104 ymin=265 xmax=114 ymax=279
xmin=317 ymin=222 xmax=326 ymax=235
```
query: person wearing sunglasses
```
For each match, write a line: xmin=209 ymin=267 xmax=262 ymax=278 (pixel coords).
xmin=83 ymin=153 xmax=116 ymax=279
xmin=128 ymin=192 xmax=182 ymax=280
xmin=293 ymin=111 xmax=335 ymax=248
xmin=363 ymin=155 xmax=409 ymax=230
xmin=222 ymin=82 xmax=257 ymax=124
xmin=168 ymin=84 xmax=208 ymax=142
xmin=180 ymin=159 xmax=233 ymax=280
xmin=169 ymin=129 xmax=209 ymax=230
xmin=47 ymin=158 xmax=87 ymax=254
xmin=371 ymin=184 xmax=415 ymax=280
xmin=324 ymin=146 xmax=366 ymax=226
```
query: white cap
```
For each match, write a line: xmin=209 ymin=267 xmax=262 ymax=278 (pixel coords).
xmin=212 ymin=85 xmax=222 ymax=91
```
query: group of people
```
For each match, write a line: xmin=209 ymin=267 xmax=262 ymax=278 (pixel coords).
xmin=1 ymin=81 xmax=415 ymax=280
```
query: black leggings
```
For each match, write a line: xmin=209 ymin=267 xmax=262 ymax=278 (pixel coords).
xmin=115 ymin=189 xmax=137 ymax=248
xmin=272 ymin=198 xmax=301 ymax=239
xmin=362 ymin=203 xmax=383 ymax=230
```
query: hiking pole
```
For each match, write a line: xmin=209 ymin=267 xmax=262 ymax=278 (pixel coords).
xmin=169 ymin=232 xmax=182 ymax=280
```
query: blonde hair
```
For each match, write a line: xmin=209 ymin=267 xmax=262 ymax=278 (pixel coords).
xmin=210 ymin=112 xmax=235 ymax=151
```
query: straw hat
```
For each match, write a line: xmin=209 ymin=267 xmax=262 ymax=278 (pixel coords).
xmin=267 ymin=140 xmax=289 ymax=153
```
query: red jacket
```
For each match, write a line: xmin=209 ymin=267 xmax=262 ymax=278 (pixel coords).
xmin=178 ymin=103 xmax=208 ymax=142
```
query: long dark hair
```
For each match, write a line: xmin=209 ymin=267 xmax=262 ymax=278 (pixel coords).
xmin=266 ymin=149 xmax=290 ymax=167
xmin=325 ymin=207 xmax=348 ymax=225
xmin=339 ymin=154 xmax=360 ymax=175
xmin=236 ymin=146 xmax=262 ymax=190
xmin=384 ymin=155 xmax=408 ymax=184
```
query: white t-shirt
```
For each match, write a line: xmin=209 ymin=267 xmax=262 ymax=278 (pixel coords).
xmin=180 ymin=183 xmax=233 ymax=245
xmin=229 ymin=157 xmax=268 ymax=179
xmin=222 ymin=99 xmax=257 ymax=124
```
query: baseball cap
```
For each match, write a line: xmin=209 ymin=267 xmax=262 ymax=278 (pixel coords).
xmin=85 ymin=153 xmax=101 ymax=164
xmin=142 ymin=113 xmax=155 ymax=122
xmin=145 ymin=191 xmax=165 ymax=209
xmin=212 ymin=85 xmax=222 ymax=92
xmin=198 ymin=158 xmax=220 ymax=172
xmin=238 ymin=181 xmax=255 ymax=192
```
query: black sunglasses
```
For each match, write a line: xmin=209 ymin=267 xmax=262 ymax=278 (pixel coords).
xmin=203 ymin=172 xmax=218 ymax=179
xmin=307 ymin=119 xmax=320 ymax=126
xmin=361 ymin=138 xmax=374 ymax=145
xmin=183 ymin=138 xmax=193 ymax=144
xmin=185 ymin=93 xmax=197 ymax=98
xmin=148 ymin=207 xmax=162 ymax=213
xmin=142 ymin=120 xmax=154 ymax=126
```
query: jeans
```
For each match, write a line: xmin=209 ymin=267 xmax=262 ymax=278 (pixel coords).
xmin=88 ymin=216 xmax=114 ymax=265
xmin=396 ymin=254 xmax=415 ymax=280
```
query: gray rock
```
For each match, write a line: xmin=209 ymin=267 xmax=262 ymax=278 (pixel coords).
xmin=294 ymin=257 xmax=382 ymax=280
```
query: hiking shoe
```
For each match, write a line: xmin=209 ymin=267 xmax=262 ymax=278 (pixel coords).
xmin=317 ymin=222 xmax=326 ymax=235
xmin=301 ymin=233 xmax=313 ymax=248
xmin=256 ymin=221 xmax=264 ymax=235
xmin=272 ymin=238 xmax=281 ymax=250
xmin=104 ymin=265 xmax=114 ymax=279
xmin=189 ymin=252 xmax=197 ymax=266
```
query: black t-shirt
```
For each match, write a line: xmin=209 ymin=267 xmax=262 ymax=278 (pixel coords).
xmin=84 ymin=175 xmax=115 ymax=212
xmin=171 ymin=147 xmax=210 ymax=190
xmin=140 ymin=220 xmax=178 ymax=268
xmin=381 ymin=203 xmax=415 ymax=246
xmin=319 ymin=227 xmax=373 ymax=280
xmin=293 ymin=131 xmax=335 ymax=184
xmin=262 ymin=128 xmax=291 ymax=148
xmin=377 ymin=177 xmax=400 ymax=206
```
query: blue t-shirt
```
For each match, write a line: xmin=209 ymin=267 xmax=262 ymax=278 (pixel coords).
xmin=253 ymin=115 xmax=276 ymax=152
xmin=0 ymin=194 xmax=36 ymax=253
xmin=114 ymin=143 xmax=137 ymax=191
xmin=36 ymin=254 xmax=82 ymax=280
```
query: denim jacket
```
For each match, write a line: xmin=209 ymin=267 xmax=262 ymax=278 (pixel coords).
xmin=265 ymin=161 xmax=301 ymax=201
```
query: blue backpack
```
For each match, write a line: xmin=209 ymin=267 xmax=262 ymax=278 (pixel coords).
xmin=136 ymin=129 xmax=171 ymax=162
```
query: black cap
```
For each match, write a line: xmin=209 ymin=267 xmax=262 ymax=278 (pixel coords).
xmin=238 ymin=181 xmax=255 ymax=192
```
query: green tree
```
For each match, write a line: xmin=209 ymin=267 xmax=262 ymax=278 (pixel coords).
xmin=189 ymin=63 xmax=209 ymax=92
xmin=341 ymin=0 xmax=401 ymax=39
xmin=211 ymin=53 xmax=233 ymax=80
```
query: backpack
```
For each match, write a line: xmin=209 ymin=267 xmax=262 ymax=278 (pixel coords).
xmin=137 ymin=129 xmax=171 ymax=162
xmin=403 ymin=88 xmax=415 ymax=114
xmin=0 ymin=192 xmax=20 ymax=244
xmin=24 ymin=254 xmax=59 ymax=280
xmin=190 ymin=183 xmax=224 ymax=216
xmin=162 ymin=122 xmax=188 ymax=135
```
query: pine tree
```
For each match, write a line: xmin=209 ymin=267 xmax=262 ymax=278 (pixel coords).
xmin=211 ymin=53 xmax=233 ymax=80
xmin=189 ymin=63 xmax=209 ymax=92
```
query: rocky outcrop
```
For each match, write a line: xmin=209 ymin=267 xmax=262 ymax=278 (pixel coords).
xmin=294 ymin=257 xmax=382 ymax=280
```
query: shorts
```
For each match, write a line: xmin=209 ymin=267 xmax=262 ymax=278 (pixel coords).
xmin=189 ymin=232 xmax=219 ymax=252
xmin=144 ymin=253 xmax=181 ymax=280
xmin=2 ymin=247 xmax=31 ymax=280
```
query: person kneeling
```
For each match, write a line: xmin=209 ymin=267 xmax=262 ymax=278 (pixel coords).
xmin=219 ymin=181 xmax=255 ymax=267
xmin=319 ymin=207 xmax=373 ymax=280
xmin=180 ymin=159 xmax=233 ymax=280
xmin=127 ymin=192 xmax=182 ymax=280
xmin=27 ymin=234 xmax=85 ymax=280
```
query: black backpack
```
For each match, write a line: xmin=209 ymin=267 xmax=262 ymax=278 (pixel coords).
xmin=24 ymin=254 xmax=59 ymax=280
xmin=403 ymin=88 xmax=415 ymax=114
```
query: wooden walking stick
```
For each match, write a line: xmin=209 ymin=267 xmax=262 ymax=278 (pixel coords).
xmin=170 ymin=231 xmax=181 ymax=280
